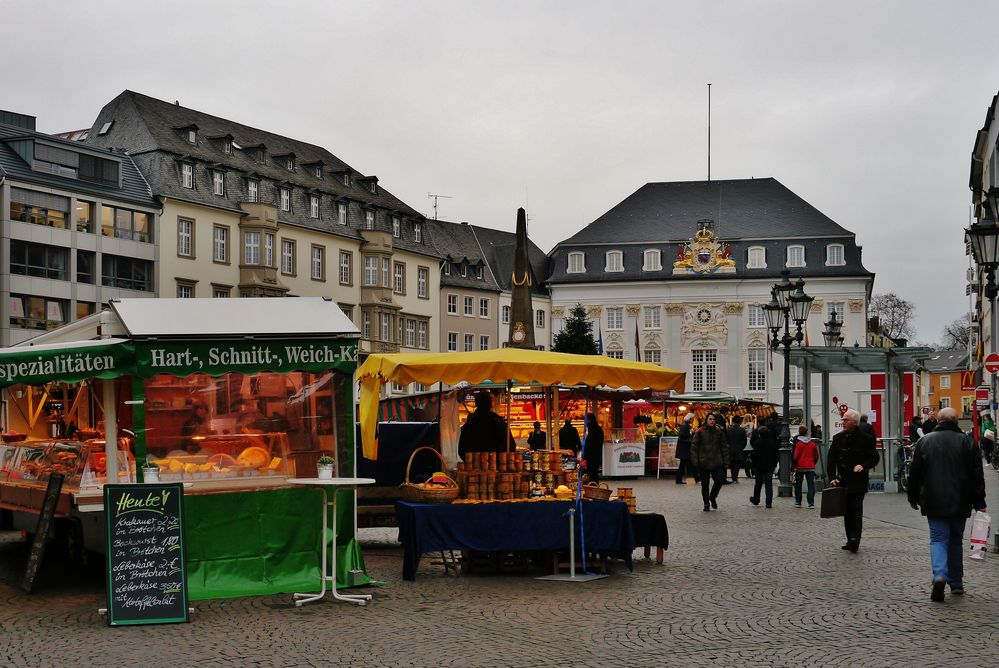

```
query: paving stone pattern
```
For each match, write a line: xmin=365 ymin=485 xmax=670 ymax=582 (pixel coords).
xmin=2 ymin=473 xmax=999 ymax=668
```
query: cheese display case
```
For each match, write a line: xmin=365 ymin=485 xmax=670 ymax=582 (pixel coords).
xmin=146 ymin=432 xmax=292 ymax=485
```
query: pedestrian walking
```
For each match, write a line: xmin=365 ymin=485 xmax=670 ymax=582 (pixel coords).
xmin=907 ymin=407 xmax=987 ymax=601
xmin=791 ymin=425 xmax=819 ymax=508
xmin=827 ymin=409 xmax=879 ymax=553
xmin=726 ymin=415 xmax=747 ymax=483
xmin=749 ymin=417 xmax=779 ymax=508
xmin=690 ymin=413 xmax=729 ymax=511
xmin=980 ymin=414 xmax=995 ymax=465
xmin=675 ymin=413 xmax=698 ymax=484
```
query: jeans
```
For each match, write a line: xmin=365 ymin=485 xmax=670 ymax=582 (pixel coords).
xmin=752 ymin=471 xmax=773 ymax=505
xmin=794 ymin=470 xmax=816 ymax=505
xmin=927 ymin=516 xmax=967 ymax=586
xmin=699 ymin=468 xmax=725 ymax=505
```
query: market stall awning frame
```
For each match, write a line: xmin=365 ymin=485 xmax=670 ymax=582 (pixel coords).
xmin=356 ymin=348 xmax=686 ymax=459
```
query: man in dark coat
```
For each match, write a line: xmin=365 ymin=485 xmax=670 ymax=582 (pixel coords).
xmin=907 ymin=407 xmax=987 ymax=601
xmin=527 ymin=421 xmax=546 ymax=451
xmin=827 ymin=409 xmax=880 ymax=553
xmin=858 ymin=413 xmax=876 ymax=438
xmin=749 ymin=417 xmax=779 ymax=508
xmin=558 ymin=419 xmax=581 ymax=455
xmin=582 ymin=413 xmax=604 ymax=483
xmin=922 ymin=412 xmax=938 ymax=435
xmin=725 ymin=415 xmax=747 ymax=483
xmin=675 ymin=413 xmax=698 ymax=484
xmin=458 ymin=392 xmax=516 ymax=461
xmin=691 ymin=413 xmax=730 ymax=511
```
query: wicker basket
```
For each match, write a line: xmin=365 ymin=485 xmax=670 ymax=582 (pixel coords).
xmin=400 ymin=446 xmax=459 ymax=504
xmin=581 ymin=482 xmax=612 ymax=501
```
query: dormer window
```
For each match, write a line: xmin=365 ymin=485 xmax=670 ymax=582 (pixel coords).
xmin=310 ymin=195 xmax=320 ymax=219
xmin=414 ymin=222 xmax=423 ymax=243
xmin=643 ymin=249 xmax=662 ymax=271
xmin=747 ymin=246 xmax=766 ymax=269
xmin=337 ymin=202 xmax=347 ymax=225
xmin=567 ymin=251 xmax=585 ymax=273
xmin=314 ymin=165 xmax=322 ymax=178
xmin=605 ymin=250 xmax=624 ymax=272
xmin=460 ymin=263 xmax=467 ymax=277
xmin=280 ymin=188 xmax=290 ymax=212
xmin=221 ymin=139 xmax=232 ymax=154
xmin=443 ymin=261 xmax=451 ymax=276
xmin=826 ymin=243 xmax=845 ymax=266
xmin=786 ymin=245 xmax=805 ymax=268
xmin=247 ymin=179 xmax=259 ymax=202
xmin=344 ymin=173 xmax=351 ymax=187
xmin=392 ymin=217 xmax=401 ymax=238
xmin=365 ymin=211 xmax=375 ymax=230
xmin=181 ymin=162 xmax=194 ymax=189
xmin=476 ymin=265 xmax=484 ymax=279
xmin=370 ymin=182 xmax=377 ymax=194
xmin=187 ymin=129 xmax=197 ymax=144
xmin=212 ymin=170 xmax=225 ymax=196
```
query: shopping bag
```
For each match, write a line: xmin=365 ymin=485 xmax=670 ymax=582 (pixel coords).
xmin=819 ymin=486 xmax=847 ymax=518
xmin=969 ymin=511 xmax=991 ymax=561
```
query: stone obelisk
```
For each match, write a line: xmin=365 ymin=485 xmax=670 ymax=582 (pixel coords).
xmin=507 ymin=207 xmax=536 ymax=349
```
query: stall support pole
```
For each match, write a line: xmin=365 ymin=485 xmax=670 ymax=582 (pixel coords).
xmin=103 ymin=379 xmax=119 ymax=484
xmin=535 ymin=506 xmax=608 ymax=583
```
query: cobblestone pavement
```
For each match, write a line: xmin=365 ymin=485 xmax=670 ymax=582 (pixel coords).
xmin=2 ymin=470 xmax=999 ymax=668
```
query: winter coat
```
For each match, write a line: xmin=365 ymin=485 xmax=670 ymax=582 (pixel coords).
xmin=826 ymin=427 xmax=879 ymax=494
xmin=791 ymin=436 xmax=819 ymax=471
xmin=527 ymin=430 xmax=546 ymax=451
xmin=725 ymin=425 xmax=747 ymax=461
xmin=750 ymin=425 xmax=779 ymax=474
xmin=559 ymin=423 xmax=581 ymax=454
xmin=690 ymin=425 xmax=730 ymax=471
xmin=458 ymin=409 xmax=517 ymax=460
xmin=676 ymin=423 xmax=693 ymax=460
xmin=907 ymin=422 xmax=986 ymax=518
xmin=583 ymin=422 xmax=604 ymax=469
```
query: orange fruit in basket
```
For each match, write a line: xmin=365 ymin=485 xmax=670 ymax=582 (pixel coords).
xmin=236 ymin=446 xmax=270 ymax=469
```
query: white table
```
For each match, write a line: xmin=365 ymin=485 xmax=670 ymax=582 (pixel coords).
xmin=288 ymin=477 xmax=376 ymax=607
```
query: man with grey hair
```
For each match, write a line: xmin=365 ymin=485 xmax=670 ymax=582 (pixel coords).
xmin=907 ymin=406 xmax=986 ymax=601
xmin=827 ymin=409 xmax=879 ymax=552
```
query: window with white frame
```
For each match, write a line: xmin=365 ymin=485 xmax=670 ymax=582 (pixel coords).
xmin=405 ymin=320 xmax=416 ymax=347
xmin=391 ymin=382 xmax=407 ymax=394
xmin=362 ymin=311 xmax=371 ymax=339
xmin=606 ymin=350 xmax=624 ymax=359
xmin=747 ymin=304 xmax=766 ymax=327
xmin=826 ymin=243 xmax=845 ymax=266
xmin=607 ymin=306 xmax=623 ymax=330
xmin=787 ymin=245 xmax=805 ymax=268
xmin=339 ymin=251 xmax=352 ymax=285
xmin=393 ymin=262 xmax=405 ymax=294
xmin=381 ymin=257 xmax=390 ymax=288
xmin=314 ymin=165 xmax=322 ymax=178
xmin=747 ymin=348 xmax=767 ymax=392
xmin=247 ymin=179 xmax=258 ymax=202
xmin=310 ymin=195 xmax=320 ymax=219
xmin=213 ymin=170 xmax=225 ymax=196
xmin=692 ymin=349 xmax=718 ymax=392
xmin=447 ymin=294 xmax=458 ymax=315
xmin=940 ymin=397 xmax=952 ymax=409
xmin=442 ymin=261 xmax=451 ymax=276
xmin=417 ymin=267 xmax=428 ymax=298
xmin=788 ymin=364 xmax=804 ymax=391
xmin=187 ymin=129 xmax=197 ymax=144
xmin=263 ymin=233 xmax=274 ymax=267
xmin=364 ymin=256 xmax=378 ymax=286
xmin=567 ymin=252 xmax=585 ymax=273
xmin=176 ymin=282 xmax=194 ymax=299
xmin=480 ymin=335 xmax=489 ymax=351
xmin=476 ymin=265 xmax=484 ymax=279
xmin=213 ymin=225 xmax=228 ymax=262
xmin=381 ymin=313 xmax=391 ymax=342
xmin=502 ymin=305 xmax=511 ymax=324
xmin=280 ymin=188 xmax=290 ymax=212
xmin=213 ymin=286 xmax=230 ymax=298
xmin=337 ymin=202 xmax=347 ymax=225
xmin=286 ymin=156 xmax=295 ymax=171
xmin=643 ymin=249 xmax=662 ymax=271
xmin=392 ymin=217 xmax=401 ymax=238
xmin=181 ymin=163 xmax=194 ymax=189
xmin=536 ymin=309 xmax=545 ymax=328
xmin=282 ymin=240 xmax=295 ymax=275
xmin=418 ymin=321 xmax=427 ymax=348
xmin=644 ymin=305 xmax=661 ymax=329
xmin=463 ymin=296 xmax=474 ymax=316
xmin=940 ymin=375 xmax=951 ymax=389
xmin=747 ymin=246 xmax=766 ymax=269
xmin=605 ymin=250 xmax=623 ymax=272
xmin=460 ymin=263 xmax=467 ymax=278
xmin=463 ymin=334 xmax=474 ymax=352
xmin=447 ymin=332 xmax=458 ymax=352
xmin=365 ymin=211 xmax=375 ymax=230
xmin=826 ymin=301 xmax=846 ymax=327
xmin=311 ymin=245 xmax=324 ymax=280
xmin=414 ymin=222 xmax=422 ymax=243
xmin=243 ymin=231 xmax=260 ymax=265
xmin=177 ymin=218 xmax=193 ymax=257
xmin=643 ymin=349 xmax=661 ymax=365
xmin=479 ymin=298 xmax=489 ymax=318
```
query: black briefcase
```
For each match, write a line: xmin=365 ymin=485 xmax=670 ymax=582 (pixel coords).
xmin=820 ymin=486 xmax=847 ymax=518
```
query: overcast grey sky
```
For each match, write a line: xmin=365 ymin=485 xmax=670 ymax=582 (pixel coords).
xmin=6 ymin=0 xmax=998 ymax=342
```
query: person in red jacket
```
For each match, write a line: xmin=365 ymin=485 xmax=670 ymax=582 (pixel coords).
xmin=792 ymin=425 xmax=820 ymax=509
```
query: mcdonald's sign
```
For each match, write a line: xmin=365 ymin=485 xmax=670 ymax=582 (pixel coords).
xmin=961 ymin=369 xmax=977 ymax=391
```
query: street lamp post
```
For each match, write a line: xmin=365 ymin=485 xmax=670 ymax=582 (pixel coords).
xmin=966 ymin=216 xmax=999 ymax=417
xmin=763 ymin=269 xmax=814 ymax=498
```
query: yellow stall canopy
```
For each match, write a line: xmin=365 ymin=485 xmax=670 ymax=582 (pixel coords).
xmin=356 ymin=348 xmax=686 ymax=460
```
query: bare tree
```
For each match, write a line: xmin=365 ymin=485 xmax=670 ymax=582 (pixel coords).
xmin=941 ymin=314 xmax=972 ymax=350
xmin=869 ymin=293 xmax=916 ymax=342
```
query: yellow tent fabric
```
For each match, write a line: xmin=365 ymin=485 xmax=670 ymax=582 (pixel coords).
xmin=356 ymin=348 xmax=686 ymax=460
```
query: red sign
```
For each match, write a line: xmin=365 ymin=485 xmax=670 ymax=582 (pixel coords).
xmin=986 ymin=353 xmax=999 ymax=374
xmin=977 ymin=387 xmax=991 ymax=401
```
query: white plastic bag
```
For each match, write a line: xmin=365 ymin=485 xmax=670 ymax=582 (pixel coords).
xmin=969 ymin=511 xmax=991 ymax=561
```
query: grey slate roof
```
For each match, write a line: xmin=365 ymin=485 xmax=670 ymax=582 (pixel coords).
xmin=548 ymin=177 xmax=872 ymax=284
xmin=469 ymin=224 xmax=550 ymax=296
xmin=923 ymin=349 xmax=969 ymax=373
xmin=83 ymin=91 xmax=440 ymax=259
xmin=0 ymin=122 xmax=156 ymax=208
xmin=424 ymin=219 xmax=500 ymax=291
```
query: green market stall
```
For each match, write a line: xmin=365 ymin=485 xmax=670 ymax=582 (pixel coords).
xmin=0 ymin=297 xmax=373 ymax=599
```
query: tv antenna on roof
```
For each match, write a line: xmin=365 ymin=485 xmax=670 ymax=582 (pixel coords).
xmin=428 ymin=193 xmax=452 ymax=220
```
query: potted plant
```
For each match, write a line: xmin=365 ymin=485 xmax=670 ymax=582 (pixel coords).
xmin=316 ymin=454 xmax=335 ymax=480
xmin=141 ymin=460 xmax=160 ymax=483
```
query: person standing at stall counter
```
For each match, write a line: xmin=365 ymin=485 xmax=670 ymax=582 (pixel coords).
xmin=828 ymin=409 xmax=879 ymax=553
xmin=558 ymin=419 xmax=581 ymax=455
xmin=458 ymin=392 xmax=516 ymax=461
xmin=581 ymin=413 xmax=604 ymax=483
xmin=527 ymin=421 xmax=547 ymax=450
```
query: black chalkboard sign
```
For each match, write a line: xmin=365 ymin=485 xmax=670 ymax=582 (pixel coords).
xmin=104 ymin=483 xmax=189 ymax=626
xmin=20 ymin=472 xmax=64 ymax=593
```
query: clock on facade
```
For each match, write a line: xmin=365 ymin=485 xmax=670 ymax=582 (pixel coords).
xmin=512 ymin=323 xmax=526 ymax=343
xmin=696 ymin=308 xmax=712 ymax=324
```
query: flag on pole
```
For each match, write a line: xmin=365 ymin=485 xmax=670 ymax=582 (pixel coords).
xmin=767 ymin=332 xmax=773 ymax=371
xmin=635 ymin=320 xmax=641 ymax=360
xmin=598 ymin=323 xmax=604 ymax=355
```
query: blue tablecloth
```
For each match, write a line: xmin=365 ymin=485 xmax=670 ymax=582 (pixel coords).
xmin=395 ymin=499 xmax=635 ymax=580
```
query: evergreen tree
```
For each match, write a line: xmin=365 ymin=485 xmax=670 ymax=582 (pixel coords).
xmin=552 ymin=303 xmax=599 ymax=354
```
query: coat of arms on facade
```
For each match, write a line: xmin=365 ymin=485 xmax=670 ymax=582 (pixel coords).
xmin=672 ymin=223 xmax=736 ymax=275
